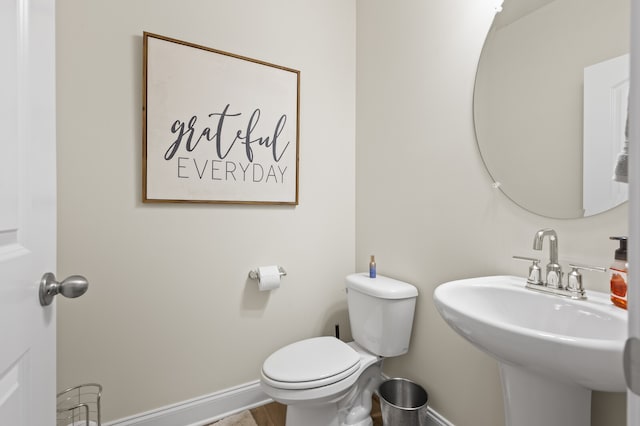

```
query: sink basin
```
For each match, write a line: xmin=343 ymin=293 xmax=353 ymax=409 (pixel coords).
xmin=433 ymin=275 xmax=627 ymax=426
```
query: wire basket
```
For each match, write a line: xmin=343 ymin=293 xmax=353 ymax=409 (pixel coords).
xmin=57 ymin=383 xmax=102 ymax=426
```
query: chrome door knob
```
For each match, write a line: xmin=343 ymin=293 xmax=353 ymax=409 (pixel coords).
xmin=39 ymin=272 xmax=89 ymax=306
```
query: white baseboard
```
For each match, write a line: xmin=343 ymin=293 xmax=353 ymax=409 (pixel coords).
xmin=104 ymin=381 xmax=271 ymax=426
xmin=104 ymin=379 xmax=454 ymax=426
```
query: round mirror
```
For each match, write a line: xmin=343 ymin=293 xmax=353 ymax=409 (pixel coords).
xmin=474 ymin=0 xmax=630 ymax=218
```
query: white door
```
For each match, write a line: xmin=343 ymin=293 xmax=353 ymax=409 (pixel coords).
xmin=629 ymin=1 xmax=640 ymax=424
xmin=0 ymin=0 xmax=57 ymax=425
xmin=583 ymin=54 xmax=629 ymax=216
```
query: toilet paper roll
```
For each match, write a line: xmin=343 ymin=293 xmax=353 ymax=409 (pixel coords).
xmin=258 ymin=265 xmax=281 ymax=291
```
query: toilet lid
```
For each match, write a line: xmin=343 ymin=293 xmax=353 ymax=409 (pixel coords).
xmin=262 ymin=337 xmax=360 ymax=389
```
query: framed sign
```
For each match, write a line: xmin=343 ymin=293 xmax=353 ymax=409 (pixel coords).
xmin=143 ymin=32 xmax=300 ymax=205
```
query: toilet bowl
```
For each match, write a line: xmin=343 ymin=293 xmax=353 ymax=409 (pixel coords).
xmin=260 ymin=273 xmax=418 ymax=426
xmin=261 ymin=337 xmax=382 ymax=426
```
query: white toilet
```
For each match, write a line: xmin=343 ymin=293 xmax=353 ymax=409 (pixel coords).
xmin=260 ymin=273 xmax=419 ymax=426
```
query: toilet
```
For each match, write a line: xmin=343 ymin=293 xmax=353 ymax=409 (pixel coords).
xmin=260 ymin=273 xmax=419 ymax=426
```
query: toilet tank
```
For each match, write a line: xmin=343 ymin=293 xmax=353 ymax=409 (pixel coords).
xmin=346 ymin=273 xmax=418 ymax=357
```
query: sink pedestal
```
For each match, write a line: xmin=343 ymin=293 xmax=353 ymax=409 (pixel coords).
xmin=500 ymin=363 xmax=590 ymax=426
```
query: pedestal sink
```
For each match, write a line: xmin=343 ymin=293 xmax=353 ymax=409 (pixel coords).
xmin=433 ymin=275 xmax=627 ymax=426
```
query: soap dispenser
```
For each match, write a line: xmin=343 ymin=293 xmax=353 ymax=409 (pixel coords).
xmin=369 ymin=255 xmax=376 ymax=278
xmin=609 ymin=236 xmax=628 ymax=309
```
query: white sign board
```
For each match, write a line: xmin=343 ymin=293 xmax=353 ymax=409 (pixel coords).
xmin=143 ymin=33 xmax=300 ymax=205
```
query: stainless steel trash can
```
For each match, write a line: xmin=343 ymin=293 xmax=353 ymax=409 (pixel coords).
xmin=379 ymin=378 xmax=429 ymax=425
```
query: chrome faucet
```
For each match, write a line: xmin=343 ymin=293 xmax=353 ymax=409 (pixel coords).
xmin=514 ymin=229 xmax=606 ymax=300
xmin=532 ymin=228 xmax=562 ymax=288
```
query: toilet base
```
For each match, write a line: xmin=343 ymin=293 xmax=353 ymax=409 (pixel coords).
xmin=286 ymin=403 xmax=343 ymax=426
xmin=286 ymin=405 xmax=374 ymax=426
xmin=283 ymin=356 xmax=382 ymax=426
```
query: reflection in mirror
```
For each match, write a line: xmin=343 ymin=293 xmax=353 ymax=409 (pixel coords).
xmin=474 ymin=0 xmax=629 ymax=218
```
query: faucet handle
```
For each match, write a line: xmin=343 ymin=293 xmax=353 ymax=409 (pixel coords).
xmin=566 ymin=263 xmax=607 ymax=299
xmin=513 ymin=256 xmax=542 ymax=285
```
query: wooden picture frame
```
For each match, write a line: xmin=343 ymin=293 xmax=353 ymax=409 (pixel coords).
xmin=142 ymin=32 xmax=300 ymax=205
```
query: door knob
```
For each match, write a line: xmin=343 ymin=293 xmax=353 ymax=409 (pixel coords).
xmin=39 ymin=272 xmax=89 ymax=306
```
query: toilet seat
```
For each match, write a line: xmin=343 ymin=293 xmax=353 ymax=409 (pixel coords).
xmin=261 ymin=337 xmax=361 ymax=390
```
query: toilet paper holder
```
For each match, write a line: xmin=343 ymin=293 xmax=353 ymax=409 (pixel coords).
xmin=248 ymin=266 xmax=287 ymax=280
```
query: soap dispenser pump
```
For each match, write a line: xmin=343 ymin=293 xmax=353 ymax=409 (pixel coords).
xmin=609 ymin=236 xmax=628 ymax=309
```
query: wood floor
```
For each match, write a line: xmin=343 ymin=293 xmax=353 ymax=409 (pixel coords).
xmin=249 ymin=395 xmax=382 ymax=426
xmin=249 ymin=401 xmax=286 ymax=426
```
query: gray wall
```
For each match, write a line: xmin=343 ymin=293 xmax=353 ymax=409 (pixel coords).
xmin=356 ymin=0 xmax=626 ymax=425
xmin=56 ymin=0 xmax=355 ymax=421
